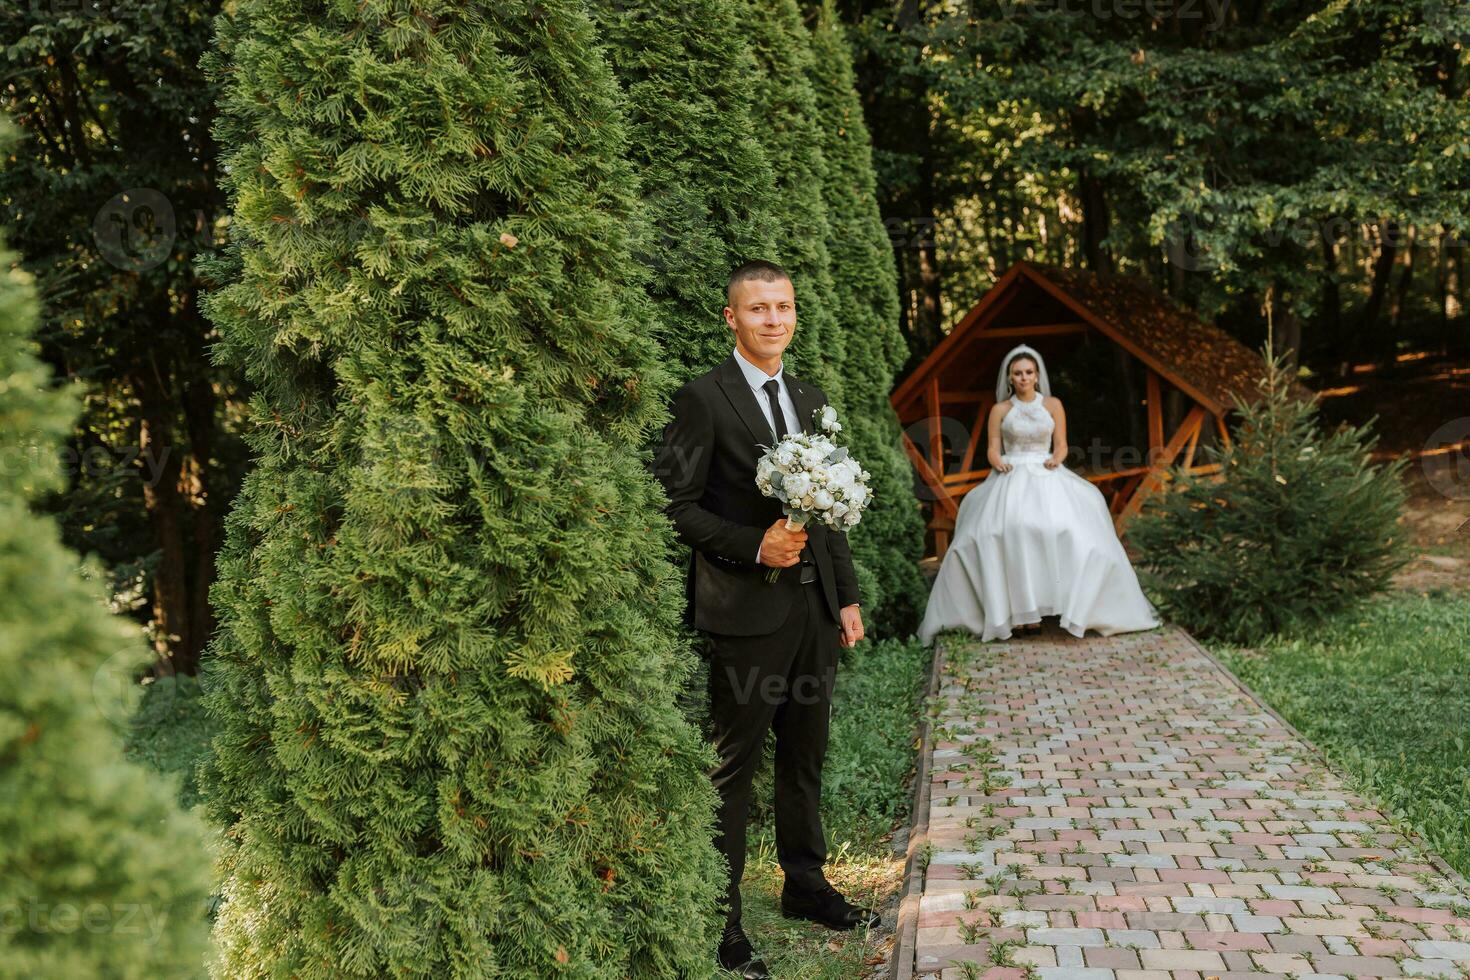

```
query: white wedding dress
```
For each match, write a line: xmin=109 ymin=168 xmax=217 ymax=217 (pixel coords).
xmin=918 ymin=392 xmax=1161 ymax=644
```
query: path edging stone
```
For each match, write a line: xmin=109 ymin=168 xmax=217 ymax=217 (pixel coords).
xmin=889 ymin=635 xmax=948 ymax=980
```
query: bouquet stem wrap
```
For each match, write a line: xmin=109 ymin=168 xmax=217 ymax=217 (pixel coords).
xmin=765 ymin=515 xmax=810 ymax=583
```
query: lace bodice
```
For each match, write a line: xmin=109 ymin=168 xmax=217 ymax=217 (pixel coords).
xmin=1001 ymin=394 xmax=1053 ymax=455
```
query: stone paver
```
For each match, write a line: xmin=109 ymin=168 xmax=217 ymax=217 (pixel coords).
xmin=904 ymin=625 xmax=1470 ymax=980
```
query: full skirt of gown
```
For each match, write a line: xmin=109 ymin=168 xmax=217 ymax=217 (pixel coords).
xmin=917 ymin=450 xmax=1162 ymax=644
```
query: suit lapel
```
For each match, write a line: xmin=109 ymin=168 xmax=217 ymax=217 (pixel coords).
xmin=787 ymin=376 xmax=816 ymax=435
xmin=715 ymin=354 xmax=779 ymax=446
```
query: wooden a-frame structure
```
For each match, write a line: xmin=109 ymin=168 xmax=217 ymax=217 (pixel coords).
xmin=890 ymin=261 xmax=1313 ymax=558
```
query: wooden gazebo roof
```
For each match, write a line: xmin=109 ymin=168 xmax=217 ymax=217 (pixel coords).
xmin=891 ymin=261 xmax=1315 ymax=557
xmin=892 ymin=261 xmax=1313 ymax=417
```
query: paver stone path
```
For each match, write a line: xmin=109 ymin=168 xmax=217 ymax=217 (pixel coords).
xmin=896 ymin=624 xmax=1470 ymax=980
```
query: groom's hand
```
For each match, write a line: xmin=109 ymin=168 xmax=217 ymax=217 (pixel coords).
xmin=838 ymin=604 xmax=864 ymax=647
xmin=758 ymin=518 xmax=806 ymax=568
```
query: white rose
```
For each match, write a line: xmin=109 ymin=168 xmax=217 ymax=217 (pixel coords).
xmin=813 ymin=488 xmax=834 ymax=510
xmin=827 ymin=463 xmax=855 ymax=492
xmin=800 ymin=446 xmax=825 ymax=468
xmin=830 ymin=501 xmax=849 ymax=521
xmin=784 ymin=472 xmax=812 ymax=498
xmin=820 ymin=405 xmax=840 ymax=432
xmin=847 ymin=484 xmax=869 ymax=508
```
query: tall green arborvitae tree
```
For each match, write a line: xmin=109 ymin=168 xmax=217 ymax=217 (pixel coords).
xmin=0 ymin=120 xmax=212 ymax=980
xmin=741 ymin=0 xmax=847 ymax=401
xmin=807 ymin=0 xmax=927 ymax=633
xmin=586 ymin=0 xmax=782 ymax=387
xmin=195 ymin=0 xmax=722 ymax=975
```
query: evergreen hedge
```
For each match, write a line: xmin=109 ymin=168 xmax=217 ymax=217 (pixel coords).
xmin=740 ymin=0 xmax=847 ymax=399
xmin=195 ymin=1 xmax=723 ymax=974
xmin=587 ymin=0 xmax=782 ymax=387
xmin=808 ymin=0 xmax=928 ymax=634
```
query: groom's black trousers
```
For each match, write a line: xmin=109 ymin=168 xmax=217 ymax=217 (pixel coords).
xmin=704 ymin=575 xmax=840 ymax=929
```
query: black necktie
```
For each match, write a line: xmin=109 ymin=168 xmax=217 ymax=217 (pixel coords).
xmin=762 ymin=379 xmax=789 ymax=441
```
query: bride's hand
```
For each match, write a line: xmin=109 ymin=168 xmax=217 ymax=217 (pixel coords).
xmin=1043 ymin=455 xmax=1064 ymax=469
xmin=993 ymin=460 xmax=1012 ymax=474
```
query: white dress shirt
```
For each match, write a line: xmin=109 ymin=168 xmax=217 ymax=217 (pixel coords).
xmin=733 ymin=345 xmax=798 ymax=441
xmin=733 ymin=346 xmax=799 ymax=564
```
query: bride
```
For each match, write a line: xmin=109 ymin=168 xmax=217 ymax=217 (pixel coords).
xmin=918 ymin=344 xmax=1161 ymax=644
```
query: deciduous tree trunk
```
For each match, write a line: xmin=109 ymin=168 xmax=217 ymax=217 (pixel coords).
xmin=1389 ymin=224 xmax=1417 ymax=328
xmin=133 ymin=382 xmax=193 ymax=676
xmin=1357 ymin=220 xmax=1398 ymax=346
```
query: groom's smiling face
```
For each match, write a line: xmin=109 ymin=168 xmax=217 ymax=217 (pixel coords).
xmin=724 ymin=276 xmax=796 ymax=369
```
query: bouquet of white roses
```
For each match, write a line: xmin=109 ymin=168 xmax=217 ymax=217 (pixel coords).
xmin=754 ymin=405 xmax=872 ymax=583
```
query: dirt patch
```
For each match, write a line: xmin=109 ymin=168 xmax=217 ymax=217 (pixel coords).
xmin=1313 ymin=345 xmax=1470 ymax=598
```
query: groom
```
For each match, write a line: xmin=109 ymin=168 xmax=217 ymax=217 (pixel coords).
xmin=653 ymin=260 xmax=879 ymax=979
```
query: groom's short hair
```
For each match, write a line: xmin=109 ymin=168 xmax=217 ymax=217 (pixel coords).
xmin=726 ymin=259 xmax=790 ymax=306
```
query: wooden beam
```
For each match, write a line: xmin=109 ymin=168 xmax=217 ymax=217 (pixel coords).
xmin=928 ymin=511 xmax=955 ymax=560
xmin=1146 ymin=371 xmax=1164 ymax=452
xmin=976 ymin=322 xmax=1089 ymax=339
xmin=1118 ymin=405 xmax=1207 ymax=524
xmin=1215 ymin=413 xmax=1232 ymax=449
xmin=938 ymin=460 xmax=1221 ymax=508
xmin=959 ymin=397 xmax=992 ymax=473
xmin=945 ymin=479 xmax=986 ymax=497
xmin=942 ymin=467 xmax=990 ymax=486
xmin=1085 ymin=466 xmax=1151 ymax=482
xmin=1182 ymin=415 xmax=1202 ymax=469
xmin=900 ymin=431 xmax=958 ymax=519
xmin=1110 ymin=473 xmax=1145 ymax=515
xmin=925 ymin=377 xmax=943 ymax=473
xmin=938 ymin=390 xmax=991 ymax=404
xmin=889 ymin=263 xmax=1029 ymax=411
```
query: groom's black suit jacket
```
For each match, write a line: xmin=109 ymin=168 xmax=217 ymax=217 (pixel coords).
xmin=653 ymin=354 xmax=861 ymax=637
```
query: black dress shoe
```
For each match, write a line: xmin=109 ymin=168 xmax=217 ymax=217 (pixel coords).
xmin=780 ymin=881 xmax=881 ymax=931
xmin=717 ymin=924 xmax=771 ymax=979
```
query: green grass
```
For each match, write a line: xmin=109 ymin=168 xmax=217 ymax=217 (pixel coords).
xmin=819 ymin=636 xmax=932 ymax=856
xmin=734 ymin=636 xmax=932 ymax=978
xmin=1216 ymin=589 xmax=1470 ymax=876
